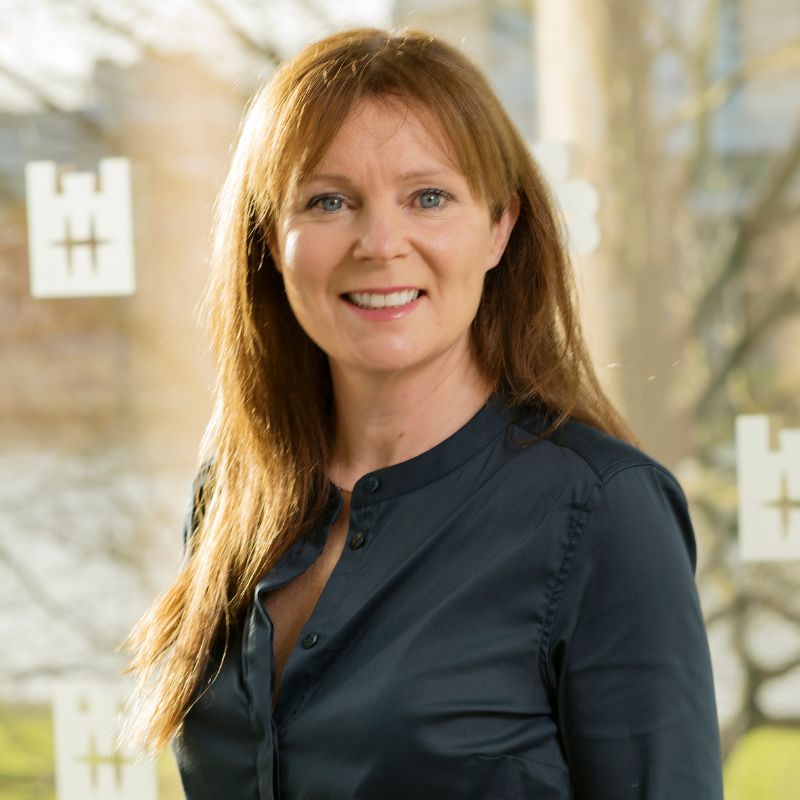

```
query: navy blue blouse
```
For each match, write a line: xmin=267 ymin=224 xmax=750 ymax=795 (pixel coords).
xmin=173 ymin=394 xmax=724 ymax=798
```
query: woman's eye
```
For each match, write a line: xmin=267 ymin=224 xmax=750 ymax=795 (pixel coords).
xmin=309 ymin=189 xmax=452 ymax=213
xmin=310 ymin=195 xmax=344 ymax=212
xmin=417 ymin=188 xmax=452 ymax=209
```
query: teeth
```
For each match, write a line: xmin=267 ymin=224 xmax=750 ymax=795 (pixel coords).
xmin=347 ymin=289 xmax=420 ymax=309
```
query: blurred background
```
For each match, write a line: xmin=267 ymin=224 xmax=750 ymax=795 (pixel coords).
xmin=0 ymin=0 xmax=798 ymax=797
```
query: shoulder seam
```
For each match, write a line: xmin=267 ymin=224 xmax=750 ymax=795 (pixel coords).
xmin=537 ymin=461 xmax=689 ymax=691
xmin=537 ymin=476 xmax=601 ymax=689
xmin=509 ymin=418 xmax=605 ymax=480
xmin=600 ymin=460 xmax=688 ymax=507
xmin=511 ymin=417 xmax=680 ymax=492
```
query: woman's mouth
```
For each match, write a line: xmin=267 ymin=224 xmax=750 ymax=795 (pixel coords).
xmin=343 ymin=288 xmax=424 ymax=309
xmin=340 ymin=289 xmax=426 ymax=320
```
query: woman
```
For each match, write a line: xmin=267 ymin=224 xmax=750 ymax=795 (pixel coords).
xmin=121 ymin=27 xmax=724 ymax=799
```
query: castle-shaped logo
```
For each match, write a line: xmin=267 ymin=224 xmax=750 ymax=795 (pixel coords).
xmin=736 ymin=415 xmax=800 ymax=562
xmin=52 ymin=679 xmax=155 ymax=800
xmin=25 ymin=158 xmax=135 ymax=298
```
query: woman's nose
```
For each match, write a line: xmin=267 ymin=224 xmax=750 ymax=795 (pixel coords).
xmin=352 ymin=201 xmax=409 ymax=262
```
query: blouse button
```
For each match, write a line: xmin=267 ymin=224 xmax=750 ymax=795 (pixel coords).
xmin=365 ymin=475 xmax=381 ymax=493
xmin=350 ymin=531 xmax=366 ymax=550
xmin=301 ymin=632 xmax=319 ymax=649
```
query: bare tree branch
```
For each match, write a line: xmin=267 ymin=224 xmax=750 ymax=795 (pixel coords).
xmin=677 ymin=0 xmax=725 ymax=189
xmin=753 ymin=655 xmax=800 ymax=682
xmin=661 ymin=40 xmax=800 ymax=130
xmin=198 ymin=0 xmax=282 ymax=65
xmin=57 ymin=0 xmax=282 ymax=67
xmin=752 ymin=591 xmax=800 ymax=630
xmin=721 ymin=602 xmax=757 ymax=759
xmin=0 ymin=58 xmax=106 ymax=141
xmin=694 ymin=0 xmax=722 ymax=60
xmin=768 ymin=201 xmax=800 ymax=231
xmin=52 ymin=0 xmax=162 ymax=61
xmin=695 ymin=285 xmax=800 ymax=416
xmin=0 ymin=661 xmax=102 ymax=683
xmin=643 ymin=4 xmax=692 ymax=61
xmin=721 ymin=708 xmax=752 ymax=761
xmin=0 ymin=60 xmax=63 ymax=115
xmin=0 ymin=542 xmax=115 ymax=651
xmin=752 ymin=714 xmax=800 ymax=730
xmin=691 ymin=122 xmax=800 ymax=334
xmin=705 ymin=600 xmax=737 ymax=628
xmin=292 ymin=0 xmax=337 ymax=32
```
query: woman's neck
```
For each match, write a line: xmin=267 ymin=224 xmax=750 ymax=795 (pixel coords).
xmin=326 ymin=363 xmax=494 ymax=492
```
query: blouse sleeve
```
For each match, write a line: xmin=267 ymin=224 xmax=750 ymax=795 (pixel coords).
xmin=181 ymin=457 xmax=215 ymax=557
xmin=544 ymin=463 xmax=724 ymax=799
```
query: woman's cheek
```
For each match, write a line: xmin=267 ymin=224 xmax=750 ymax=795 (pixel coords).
xmin=280 ymin=229 xmax=303 ymax=270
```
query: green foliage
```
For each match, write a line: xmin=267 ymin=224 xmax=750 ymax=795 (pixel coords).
xmin=725 ymin=726 xmax=800 ymax=800
xmin=0 ymin=703 xmax=183 ymax=800
xmin=0 ymin=704 xmax=52 ymax=799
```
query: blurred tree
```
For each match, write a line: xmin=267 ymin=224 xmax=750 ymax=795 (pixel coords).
xmin=570 ymin=0 xmax=800 ymax=760
xmin=0 ymin=0 xmax=335 ymax=700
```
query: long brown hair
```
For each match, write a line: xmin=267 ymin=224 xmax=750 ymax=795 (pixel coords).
xmin=119 ymin=26 xmax=639 ymax=754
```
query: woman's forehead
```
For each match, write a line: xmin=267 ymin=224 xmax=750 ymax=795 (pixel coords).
xmin=325 ymin=118 xmax=458 ymax=173
xmin=293 ymin=96 xmax=464 ymax=183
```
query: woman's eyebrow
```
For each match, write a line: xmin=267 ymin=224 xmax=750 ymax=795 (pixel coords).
xmin=306 ymin=169 xmax=454 ymax=184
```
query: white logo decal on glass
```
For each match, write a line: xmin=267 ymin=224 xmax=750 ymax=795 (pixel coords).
xmin=529 ymin=141 xmax=600 ymax=256
xmin=736 ymin=415 xmax=800 ymax=562
xmin=52 ymin=680 xmax=156 ymax=800
xmin=25 ymin=158 xmax=135 ymax=298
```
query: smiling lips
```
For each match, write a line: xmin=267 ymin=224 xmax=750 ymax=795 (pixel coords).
xmin=342 ymin=286 xmax=426 ymax=310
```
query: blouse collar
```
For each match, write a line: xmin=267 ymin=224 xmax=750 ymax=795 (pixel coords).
xmin=254 ymin=391 xmax=526 ymax=598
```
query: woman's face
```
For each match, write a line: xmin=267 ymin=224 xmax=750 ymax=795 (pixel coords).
xmin=272 ymin=95 xmax=518 ymax=383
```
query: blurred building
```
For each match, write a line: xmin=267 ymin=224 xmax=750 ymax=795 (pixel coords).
xmin=0 ymin=50 xmax=250 ymax=699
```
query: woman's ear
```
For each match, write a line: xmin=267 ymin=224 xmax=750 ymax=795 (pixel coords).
xmin=266 ymin=230 xmax=283 ymax=274
xmin=486 ymin=193 xmax=521 ymax=270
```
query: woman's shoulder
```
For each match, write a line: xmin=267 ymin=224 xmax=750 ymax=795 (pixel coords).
xmin=510 ymin=402 xmax=685 ymax=501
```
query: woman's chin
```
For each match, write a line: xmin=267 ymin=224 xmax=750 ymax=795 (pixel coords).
xmin=328 ymin=349 xmax=430 ymax=377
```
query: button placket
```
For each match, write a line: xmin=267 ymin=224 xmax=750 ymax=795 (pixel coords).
xmin=277 ymin=485 xmax=381 ymax=733
xmin=275 ymin=494 xmax=366 ymax=730
xmin=243 ymin=605 xmax=280 ymax=796
xmin=348 ymin=495 xmax=379 ymax=551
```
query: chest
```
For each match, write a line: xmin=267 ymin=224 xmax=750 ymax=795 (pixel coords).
xmin=262 ymin=496 xmax=351 ymax=710
xmin=179 ymin=479 xmax=573 ymax=799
